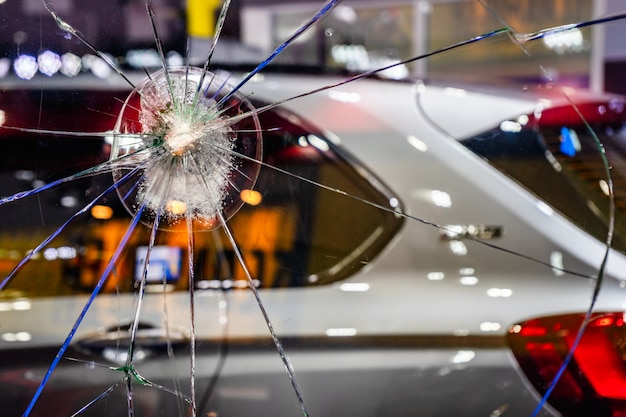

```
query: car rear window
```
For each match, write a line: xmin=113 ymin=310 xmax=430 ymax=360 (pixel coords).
xmin=460 ymin=100 xmax=626 ymax=254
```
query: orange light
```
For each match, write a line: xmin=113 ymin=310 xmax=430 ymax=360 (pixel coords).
xmin=240 ymin=189 xmax=262 ymax=206
xmin=91 ymin=205 xmax=113 ymax=220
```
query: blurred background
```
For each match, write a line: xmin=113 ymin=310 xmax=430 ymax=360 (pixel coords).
xmin=1 ymin=0 xmax=626 ymax=93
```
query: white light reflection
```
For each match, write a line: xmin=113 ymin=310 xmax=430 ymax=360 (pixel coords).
xmin=499 ymin=120 xmax=522 ymax=133
xmin=517 ymin=114 xmax=529 ymax=125
xmin=15 ymin=170 xmax=35 ymax=181
xmin=0 ymin=58 xmax=10 ymax=78
xmin=430 ymin=189 xmax=452 ymax=208
xmin=378 ymin=60 xmax=409 ymax=80
xmin=43 ymin=246 xmax=77 ymax=261
xmin=37 ymin=50 xmax=61 ymax=76
xmin=459 ymin=267 xmax=475 ymax=275
xmin=443 ymin=225 xmax=463 ymax=239
xmin=60 ymin=195 xmax=78 ymax=208
xmin=542 ymin=27 xmax=584 ymax=54
xmin=486 ymin=288 xmax=513 ymax=298
xmin=545 ymin=151 xmax=562 ymax=172
xmin=427 ymin=271 xmax=445 ymax=281
xmin=91 ymin=59 xmax=112 ymax=78
xmin=219 ymin=299 xmax=228 ymax=325
xmin=609 ymin=99 xmax=625 ymax=113
xmin=196 ymin=279 xmax=261 ymax=289
xmin=325 ymin=328 xmax=358 ymax=337
xmin=407 ymin=135 xmax=428 ymax=152
xmin=308 ymin=135 xmax=330 ymax=152
xmin=104 ymin=133 xmax=137 ymax=148
xmin=0 ymin=110 xmax=5 ymax=127
xmin=60 ymin=52 xmax=82 ymax=77
xmin=166 ymin=51 xmax=184 ymax=67
xmin=339 ymin=282 xmax=370 ymax=292
xmin=103 ymin=348 xmax=147 ymax=364
xmin=145 ymin=284 xmax=176 ymax=293
xmin=126 ymin=49 xmax=162 ymax=68
xmin=330 ymin=44 xmax=368 ymax=69
xmin=82 ymin=54 xmax=112 ymax=79
xmin=328 ymin=90 xmax=361 ymax=103
xmin=0 ymin=299 xmax=31 ymax=312
xmin=247 ymin=73 xmax=265 ymax=83
xmin=460 ymin=276 xmax=478 ymax=286
xmin=449 ymin=240 xmax=468 ymax=256
xmin=550 ymin=251 xmax=565 ymax=277
xmin=334 ymin=6 xmax=358 ymax=23
xmin=599 ymin=179 xmax=611 ymax=196
xmin=14 ymin=55 xmax=38 ymax=80
xmin=479 ymin=322 xmax=502 ymax=332
xmin=451 ymin=350 xmax=475 ymax=364
xmin=12 ymin=300 xmax=32 ymax=310
xmin=443 ymin=87 xmax=467 ymax=98
xmin=1 ymin=332 xmax=32 ymax=342
xmin=536 ymin=200 xmax=554 ymax=216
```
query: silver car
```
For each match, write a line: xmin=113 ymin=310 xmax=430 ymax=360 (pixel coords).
xmin=2 ymin=1 xmax=626 ymax=417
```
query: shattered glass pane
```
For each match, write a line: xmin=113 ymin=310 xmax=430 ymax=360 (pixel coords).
xmin=1 ymin=0 xmax=626 ymax=416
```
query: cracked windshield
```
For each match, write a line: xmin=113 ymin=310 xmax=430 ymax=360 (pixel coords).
xmin=2 ymin=0 xmax=626 ymax=416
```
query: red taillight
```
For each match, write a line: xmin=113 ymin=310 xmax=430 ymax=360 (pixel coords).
xmin=508 ymin=312 xmax=626 ymax=417
xmin=532 ymin=101 xmax=626 ymax=128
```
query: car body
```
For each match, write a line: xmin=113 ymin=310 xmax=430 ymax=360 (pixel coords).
xmin=1 ymin=63 xmax=626 ymax=417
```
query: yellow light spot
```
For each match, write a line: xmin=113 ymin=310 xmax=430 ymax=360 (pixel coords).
xmin=166 ymin=200 xmax=187 ymax=215
xmin=240 ymin=189 xmax=262 ymax=206
xmin=91 ymin=205 xmax=113 ymax=220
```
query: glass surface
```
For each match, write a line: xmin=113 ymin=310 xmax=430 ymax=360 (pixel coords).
xmin=1 ymin=1 xmax=626 ymax=417
xmin=0 ymin=86 xmax=402 ymax=297
xmin=461 ymin=101 xmax=626 ymax=254
xmin=429 ymin=0 xmax=593 ymax=84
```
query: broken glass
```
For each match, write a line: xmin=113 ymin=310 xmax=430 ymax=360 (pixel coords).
xmin=1 ymin=0 xmax=626 ymax=416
